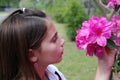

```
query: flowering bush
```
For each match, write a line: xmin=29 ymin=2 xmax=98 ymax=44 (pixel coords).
xmin=75 ymin=0 xmax=120 ymax=79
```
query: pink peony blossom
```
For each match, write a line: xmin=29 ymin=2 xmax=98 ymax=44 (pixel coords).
xmin=76 ymin=28 xmax=90 ymax=50
xmin=114 ymin=33 xmax=120 ymax=46
xmin=107 ymin=0 xmax=120 ymax=9
xmin=86 ymin=43 xmax=104 ymax=58
xmin=111 ymin=15 xmax=120 ymax=34
xmin=116 ymin=0 xmax=120 ymax=5
xmin=111 ymin=15 xmax=120 ymax=48
xmin=89 ymin=17 xmax=113 ymax=47
xmin=76 ymin=16 xmax=114 ymax=58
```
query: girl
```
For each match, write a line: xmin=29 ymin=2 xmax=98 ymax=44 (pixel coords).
xmin=0 ymin=8 xmax=66 ymax=80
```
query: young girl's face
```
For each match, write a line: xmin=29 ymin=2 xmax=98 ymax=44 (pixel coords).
xmin=34 ymin=18 xmax=65 ymax=66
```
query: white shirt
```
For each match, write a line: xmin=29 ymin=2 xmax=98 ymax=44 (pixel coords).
xmin=46 ymin=65 xmax=66 ymax=80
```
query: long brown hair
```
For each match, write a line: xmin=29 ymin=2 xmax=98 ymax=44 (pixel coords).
xmin=0 ymin=8 xmax=47 ymax=80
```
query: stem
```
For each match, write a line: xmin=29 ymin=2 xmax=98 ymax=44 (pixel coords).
xmin=93 ymin=0 xmax=107 ymax=18
xmin=110 ymin=70 xmax=113 ymax=80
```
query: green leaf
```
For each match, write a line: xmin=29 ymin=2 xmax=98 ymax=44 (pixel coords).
xmin=107 ymin=39 xmax=118 ymax=49
xmin=110 ymin=36 xmax=118 ymax=40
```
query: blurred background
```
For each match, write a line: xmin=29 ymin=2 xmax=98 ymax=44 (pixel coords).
xmin=0 ymin=0 xmax=110 ymax=80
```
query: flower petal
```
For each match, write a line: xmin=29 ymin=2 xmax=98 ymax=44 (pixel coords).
xmin=86 ymin=44 xmax=95 ymax=56
xmin=97 ymin=36 xmax=107 ymax=47
xmin=95 ymin=46 xmax=104 ymax=58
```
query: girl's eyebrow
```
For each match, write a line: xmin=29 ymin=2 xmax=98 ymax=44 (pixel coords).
xmin=52 ymin=32 xmax=57 ymax=38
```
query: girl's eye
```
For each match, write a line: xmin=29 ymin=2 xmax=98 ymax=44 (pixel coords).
xmin=52 ymin=36 xmax=58 ymax=43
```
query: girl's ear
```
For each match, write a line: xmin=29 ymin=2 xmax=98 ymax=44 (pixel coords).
xmin=28 ymin=49 xmax=38 ymax=63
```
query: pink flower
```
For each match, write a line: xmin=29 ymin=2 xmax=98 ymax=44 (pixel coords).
xmin=85 ymin=16 xmax=113 ymax=47
xmin=111 ymin=15 xmax=120 ymax=47
xmin=116 ymin=0 xmax=120 ymax=5
xmin=111 ymin=15 xmax=120 ymax=34
xmin=107 ymin=0 xmax=120 ymax=9
xmin=76 ymin=28 xmax=90 ymax=50
xmin=76 ymin=16 xmax=114 ymax=58
xmin=86 ymin=43 xmax=104 ymax=58
xmin=114 ymin=33 xmax=120 ymax=46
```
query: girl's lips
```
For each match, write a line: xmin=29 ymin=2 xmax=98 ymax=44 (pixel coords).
xmin=61 ymin=51 xmax=63 ymax=55
xmin=61 ymin=48 xmax=64 ymax=54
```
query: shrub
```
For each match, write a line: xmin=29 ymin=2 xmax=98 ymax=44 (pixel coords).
xmin=65 ymin=1 xmax=89 ymax=41
xmin=53 ymin=8 xmax=67 ymax=23
xmin=49 ymin=0 xmax=68 ymax=23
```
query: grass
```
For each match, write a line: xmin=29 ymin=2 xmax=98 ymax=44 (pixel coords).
xmin=0 ymin=11 xmax=5 ymax=13
xmin=54 ymin=22 xmax=98 ymax=80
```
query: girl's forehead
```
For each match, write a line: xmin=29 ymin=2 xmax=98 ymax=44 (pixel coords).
xmin=44 ymin=18 xmax=56 ymax=40
xmin=46 ymin=18 xmax=56 ymax=31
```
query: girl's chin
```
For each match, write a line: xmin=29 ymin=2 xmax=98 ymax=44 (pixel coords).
xmin=55 ymin=57 xmax=63 ymax=63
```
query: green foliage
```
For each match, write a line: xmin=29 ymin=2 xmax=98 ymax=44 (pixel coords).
xmin=53 ymin=8 xmax=67 ymax=23
xmin=0 ymin=0 xmax=20 ymax=7
xmin=65 ymin=1 xmax=89 ymax=41
xmin=45 ymin=0 xmax=68 ymax=23
xmin=19 ymin=0 xmax=36 ymax=9
xmin=107 ymin=39 xmax=118 ymax=49
xmin=35 ymin=0 xmax=54 ymax=10
xmin=93 ymin=8 xmax=103 ymax=17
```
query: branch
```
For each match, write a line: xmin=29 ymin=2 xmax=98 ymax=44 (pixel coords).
xmin=93 ymin=0 xmax=115 ymax=20
xmin=108 ymin=9 xmax=116 ymax=20
xmin=99 ymin=0 xmax=112 ymax=12
xmin=99 ymin=0 xmax=115 ymax=20
xmin=93 ymin=0 xmax=107 ymax=18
